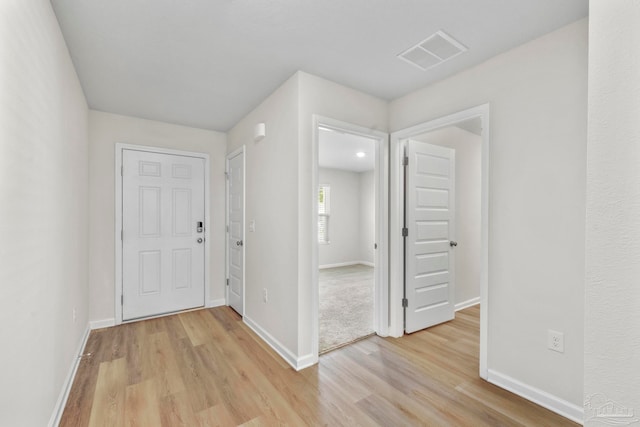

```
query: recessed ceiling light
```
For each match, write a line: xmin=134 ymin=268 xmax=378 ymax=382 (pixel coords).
xmin=356 ymin=152 xmax=366 ymax=158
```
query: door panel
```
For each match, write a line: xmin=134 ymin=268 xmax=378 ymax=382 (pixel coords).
xmin=122 ymin=150 xmax=205 ymax=320
xmin=405 ymin=140 xmax=456 ymax=333
xmin=227 ymin=151 xmax=244 ymax=315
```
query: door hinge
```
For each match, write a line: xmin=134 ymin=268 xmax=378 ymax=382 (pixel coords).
xmin=226 ymin=225 xmax=229 ymax=233
xmin=121 ymin=166 xmax=123 ymax=176
xmin=402 ymin=227 xmax=408 ymax=237
xmin=226 ymin=278 xmax=229 ymax=286
xmin=121 ymin=294 xmax=124 ymax=305
xmin=121 ymin=229 xmax=123 ymax=240
xmin=402 ymin=156 xmax=409 ymax=166
xmin=402 ymin=298 xmax=408 ymax=308
xmin=225 ymin=171 xmax=229 ymax=180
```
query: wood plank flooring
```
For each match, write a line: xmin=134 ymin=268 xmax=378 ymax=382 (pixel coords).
xmin=60 ymin=306 xmax=577 ymax=426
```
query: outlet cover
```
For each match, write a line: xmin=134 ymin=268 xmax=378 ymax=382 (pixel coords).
xmin=548 ymin=330 xmax=564 ymax=353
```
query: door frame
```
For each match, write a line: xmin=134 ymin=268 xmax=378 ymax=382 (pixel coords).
xmin=389 ymin=104 xmax=490 ymax=379
xmin=311 ymin=115 xmax=390 ymax=359
xmin=225 ymin=146 xmax=246 ymax=314
xmin=114 ymin=143 xmax=211 ymax=325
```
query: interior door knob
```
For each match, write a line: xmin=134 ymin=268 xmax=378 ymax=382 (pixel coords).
xmin=450 ymin=241 xmax=458 ymax=247
xmin=236 ymin=240 xmax=243 ymax=247
xmin=197 ymin=238 xmax=203 ymax=244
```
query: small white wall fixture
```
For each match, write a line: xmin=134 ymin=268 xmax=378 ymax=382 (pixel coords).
xmin=114 ymin=143 xmax=211 ymax=325
xmin=389 ymin=104 xmax=490 ymax=379
xmin=311 ymin=115 xmax=390 ymax=360
xmin=254 ymin=123 xmax=266 ymax=142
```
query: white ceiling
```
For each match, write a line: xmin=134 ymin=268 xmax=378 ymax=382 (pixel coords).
xmin=319 ymin=129 xmax=376 ymax=172
xmin=51 ymin=0 xmax=588 ymax=131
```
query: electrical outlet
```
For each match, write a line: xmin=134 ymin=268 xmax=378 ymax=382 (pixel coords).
xmin=72 ymin=308 xmax=77 ymax=323
xmin=548 ymin=330 xmax=564 ymax=353
xmin=263 ymin=288 xmax=268 ymax=303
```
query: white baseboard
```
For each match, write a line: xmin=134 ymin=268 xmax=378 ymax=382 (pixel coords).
xmin=90 ymin=318 xmax=115 ymax=330
xmin=319 ymin=261 xmax=374 ymax=269
xmin=48 ymin=324 xmax=91 ymax=427
xmin=296 ymin=353 xmax=318 ymax=370
xmin=487 ymin=369 xmax=583 ymax=425
xmin=243 ymin=316 xmax=315 ymax=371
xmin=207 ymin=298 xmax=226 ymax=308
xmin=455 ymin=297 xmax=480 ymax=311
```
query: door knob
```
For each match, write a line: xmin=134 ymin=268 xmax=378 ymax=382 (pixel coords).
xmin=236 ymin=240 xmax=243 ymax=247
xmin=197 ymin=238 xmax=203 ymax=244
xmin=450 ymin=241 xmax=458 ymax=247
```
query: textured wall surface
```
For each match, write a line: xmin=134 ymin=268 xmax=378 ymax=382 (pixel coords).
xmin=0 ymin=1 xmax=89 ymax=425
xmin=227 ymin=74 xmax=301 ymax=355
xmin=390 ymin=20 xmax=588 ymax=406
xmin=318 ymin=168 xmax=364 ymax=267
xmin=88 ymin=111 xmax=227 ymax=323
xmin=585 ymin=1 xmax=640 ymax=424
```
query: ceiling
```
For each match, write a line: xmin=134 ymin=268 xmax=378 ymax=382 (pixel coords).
xmin=319 ymin=129 xmax=376 ymax=172
xmin=51 ymin=1 xmax=588 ymax=132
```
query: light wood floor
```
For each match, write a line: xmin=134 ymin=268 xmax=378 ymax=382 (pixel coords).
xmin=60 ymin=305 xmax=577 ymax=426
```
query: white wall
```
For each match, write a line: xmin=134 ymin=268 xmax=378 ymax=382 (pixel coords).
xmin=227 ymin=73 xmax=300 ymax=357
xmin=318 ymin=168 xmax=361 ymax=267
xmin=417 ymin=126 xmax=481 ymax=306
xmin=0 ymin=1 xmax=89 ymax=425
xmin=390 ymin=20 xmax=587 ymax=408
xmin=585 ymin=1 xmax=640 ymax=422
xmin=298 ymin=72 xmax=388 ymax=358
xmin=89 ymin=111 xmax=227 ymax=322
xmin=359 ymin=170 xmax=375 ymax=265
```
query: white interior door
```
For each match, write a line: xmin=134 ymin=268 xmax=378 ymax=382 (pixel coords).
xmin=405 ymin=140 xmax=456 ymax=333
xmin=227 ymin=151 xmax=244 ymax=315
xmin=122 ymin=149 xmax=205 ymax=321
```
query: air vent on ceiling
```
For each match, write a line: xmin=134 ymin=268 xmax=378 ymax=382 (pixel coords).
xmin=398 ymin=30 xmax=467 ymax=71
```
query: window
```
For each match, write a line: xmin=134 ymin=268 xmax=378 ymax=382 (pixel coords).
xmin=318 ymin=185 xmax=330 ymax=244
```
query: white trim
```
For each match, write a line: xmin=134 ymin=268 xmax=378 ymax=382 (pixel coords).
xmin=114 ymin=143 xmax=211 ymax=325
xmin=296 ymin=353 xmax=317 ymax=371
xmin=390 ymin=104 xmax=490 ymax=379
xmin=455 ymin=297 xmax=480 ymax=312
xmin=318 ymin=261 xmax=374 ymax=269
xmin=311 ymin=115 xmax=390 ymax=358
xmin=48 ymin=325 xmax=90 ymax=427
xmin=90 ymin=318 xmax=115 ymax=330
xmin=207 ymin=298 xmax=226 ymax=308
xmin=225 ymin=146 xmax=245 ymax=313
xmin=487 ymin=369 xmax=584 ymax=425
xmin=243 ymin=316 xmax=311 ymax=371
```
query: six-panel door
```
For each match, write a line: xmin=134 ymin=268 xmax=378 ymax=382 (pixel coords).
xmin=122 ymin=150 xmax=205 ymax=321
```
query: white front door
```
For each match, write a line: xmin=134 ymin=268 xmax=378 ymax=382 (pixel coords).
xmin=122 ymin=149 xmax=205 ymax=321
xmin=227 ymin=150 xmax=244 ymax=315
xmin=405 ymin=140 xmax=456 ymax=333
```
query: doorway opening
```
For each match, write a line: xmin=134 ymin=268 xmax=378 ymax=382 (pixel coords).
xmin=390 ymin=104 xmax=490 ymax=378
xmin=317 ymin=129 xmax=377 ymax=353
xmin=311 ymin=116 xmax=389 ymax=357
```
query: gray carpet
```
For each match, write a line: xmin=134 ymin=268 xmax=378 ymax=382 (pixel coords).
xmin=319 ymin=264 xmax=374 ymax=353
